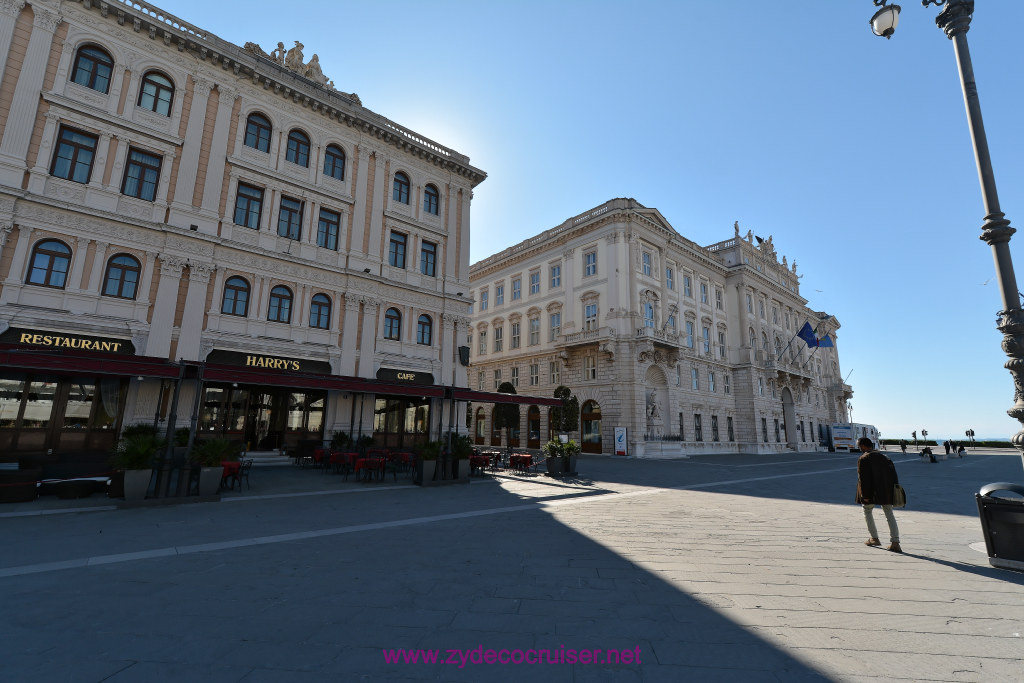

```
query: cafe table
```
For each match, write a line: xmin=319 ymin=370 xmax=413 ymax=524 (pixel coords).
xmin=220 ymin=460 xmax=241 ymax=490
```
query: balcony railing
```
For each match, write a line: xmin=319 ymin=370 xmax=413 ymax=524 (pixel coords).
xmin=634 ymin=327 xmax=680 ymax=344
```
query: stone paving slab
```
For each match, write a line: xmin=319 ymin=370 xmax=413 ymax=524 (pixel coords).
xmin=1 ymin=449 xmax=1023 ymax=681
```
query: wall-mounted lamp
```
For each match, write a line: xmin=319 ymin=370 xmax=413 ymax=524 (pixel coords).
xmin=136 ymin=375 xmax=144 ymax=381
xmin=232 ymin=383 xmax=238 ymax=388
xmin=363 ymin=268 xmax=371 ymax=274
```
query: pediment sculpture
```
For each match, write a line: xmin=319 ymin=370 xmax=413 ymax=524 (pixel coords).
xmin=243 ymin=40 xmax=362 ymax=105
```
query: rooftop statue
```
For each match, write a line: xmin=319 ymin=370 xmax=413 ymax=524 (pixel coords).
xmin=243 ymin=40 xmax=361 ymax=105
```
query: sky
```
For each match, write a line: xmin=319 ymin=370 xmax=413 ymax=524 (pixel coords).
xmin=154 ymin=0 xmax=1024 ymax=440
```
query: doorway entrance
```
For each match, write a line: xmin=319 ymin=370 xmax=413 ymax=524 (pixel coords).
xmin=781 ymin=386 xmax=797 ymax=449
xmin=198 ymin=384 xmax=324 ymax=451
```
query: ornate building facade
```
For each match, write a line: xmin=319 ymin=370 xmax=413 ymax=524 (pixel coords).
xmin=467 ymin=199 xmax=852 ymax=457
xmin=0 ymin=0 xmax=484 ymax=457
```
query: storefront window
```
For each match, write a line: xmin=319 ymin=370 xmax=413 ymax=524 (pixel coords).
xmin=0 ymin=377 xmax=25 ymax=428
xmin=307 ymin=397 xmax=324 ymax=433
xmin=200 ymin=387 xmax=226 ymax=432
xmin=226 ymin=389 xmax=247 ymax=432
xmin=95 ymin=379 xmax=122 ymax=429
xmin=22 ymin=380 xmax=58 ymax=428
xmin=63 ymin=381 xmax=95 ymax=428
xmin=287 ymin=393 xmax=305 ymax=431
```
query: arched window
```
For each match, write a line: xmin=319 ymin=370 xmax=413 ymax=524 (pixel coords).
xmin=323 ymin=144 xmax=345 ymax=180
xmin=392 ymin=172 xmax=410 ymax=204
xmin=581 ymin=400 xmax=602 ymax=453
xmin=221 ymin=276 xmax=250 ymax=316
xmin=384 ymin=307 xmax=401 ymax=340
xmin=244 ymin=113 xmax=272 ymax=152
xmin=267 ymin=285 xmax=293 ymax=323
xmin=285 ymin=130 xmax=310 ymax=167
xmin=423 ymin=183 xmax=439 ymax=215
xmin=309 ymin=293 xmax=331 ymax=329
xmin=102 ymin=254 xmax=141 ymax=299
xmin=416 ymin=314 xmax=432 ymax=345
xmin=137 ymin=71 xmax=174 ymax=116
xmin=71 ymin=45 xmax=113 ymax=93
xmin=26 ymin=240 xmax=72 ymax=288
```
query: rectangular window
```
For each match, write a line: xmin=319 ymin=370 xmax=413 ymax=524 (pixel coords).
xmin=51 ymin=126 xmax=98 ymax=184
xmin=642 ymin=251 xmax=652 ymax=276
xmin=694 ymin=414 xmax=703 ymax=442
xmin=758 ymin=377 xmax=764 ymax=396
xmin=584 ymin=303 xmax=598 ymax=330
xmin=584 ymin=251 xmax=597 ymax=277
xmin=678 ymin=413 xmax=685 ymax=441
xmin=529 ymin=318 xmax=540 ymax=345
xmin=708 ymin=371 xmax=715 ymax=392
xmin=478 ymin=331 xmax=486 ymax=354
xmin=711 ymin=415 xmax=720 ymax=441
xmin=121 ymin=148 xmax=162 ymax=201
xmin=512 ymin=278 xmax=522 ymax=300
xmin=727 ymin=416 xmax=735 ymax=441
xmin=666 ymin=267 xmax=674 ymax=290
xmin=584 ymin=355 xmax=596 ymax=381
xmin=530 ymin=363 xmax=539 ymax=386
xmin=774 ymin=419 xmax=781 ymax=442
xmin=511 ymin=366 xmax=519 ymax=388
xmin=700 ymin=282 xmax=708 ymax=304
xmin=388 ymin=232 xmax=407 ymax=268
xmin=685 ymin=321 xmax=694 ymax=348
xmin=494 ymin=326 xmax=503 ymax=352
xmin=510 ymin=322 xmax=520 ymax=349
xmin=495 ymin=284 xmax=504 ymax=306
xmin=277 ymin=196 xmax=304 ymax=240
xmin=702 ymin=326 xmax=711 ymax=353
xmin=317 ymin=208 xmax=340 ymax=250
xmin=529 ymin=271 xmax=540 ymax=294
xmin=772 ymin=306 xmax=779 ymax=324
xmin=684 ymin=276 xmax=692 ymax=298
xmin=746 ymin=293 xmax=753 ymax=313
xmin=480 ymin=289 xmax=488 ymax=311
xmin=718 ymin=331 xmax=727 ymax=358
xmin=420 ymin=241 xmax=437 ymax=276
xmin=724 ymin=374 xmax=731 ymax=394
xmin=691 ymin=368 xmax=699 ymax=391
xmin=233 ymin=183 xmax=264 ymax=229
xmin=550 ymin=312 xmax=561 ymax=341
xmin=493 ymin=369 xmax=501 ymax=390
xmin=550 ymin=264 xmax=561 ymax=288
xmin=762 ymin=417 xmax=769 ymax=443
xmin=716 ymin=289 xmax=723 ymax=310
xmin=478 ymin=372 xmax=484 ymax=390
xmin=549 ymin=361 xmax=560 ymax=385
xmin=759 ymin=299 xmax=766 ymax=319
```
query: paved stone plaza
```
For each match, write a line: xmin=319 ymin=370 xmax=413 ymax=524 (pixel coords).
xmin=2 ymin=448 xmax=1023 ymax=682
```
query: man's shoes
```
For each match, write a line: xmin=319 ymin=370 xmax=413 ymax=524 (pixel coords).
xmin=865 ymin=538 xmax=881 ymax=547
xmin=887 ymin=543 xmax=903 ymax=553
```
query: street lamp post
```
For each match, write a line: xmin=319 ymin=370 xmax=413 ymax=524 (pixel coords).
xmin=868 ymin=1 xmax=1024 ymax=570
xmin=869 ymin=0 xmax=1024 ymax=468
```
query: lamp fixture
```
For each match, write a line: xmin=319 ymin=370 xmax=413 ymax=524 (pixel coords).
xmin=870 ymin=1 xmax=900 ymax=39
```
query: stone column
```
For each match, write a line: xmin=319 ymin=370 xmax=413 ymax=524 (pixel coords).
xmin=440 ymin=313 xmax=456 ymax=388
xmin=200 ymin=85 xmax=236 ymax=221
xmin=85 ymin=241 xmax=109 ymax=292
xmin=0 ymin=1 xmax=26 ymax=84
xmin=3 ymin=224 xmax=33 ymax=288
xmin=0 ymin=5 xmax=61 ymax=185
xmin=350 ymin=146 xmax=373 ymax=256
xmin=0 ymin=222 xmax=14 ymax=273
xmin=171 ymin=76 xmax=212 ymax=211
xmin=562 ymin=247 xmax=576 ymax=329
xmin=357 ymin=298 xmax=379 ymax=378
xmin=145 ymin=256 xmax=186 ymax=359
xmin=137 ymin=251 xmax=157 ymax=304
xmin=339 ymin=297 xmax=360 ymax=375
xmin=66 ymin=236 xmax=90 ymax=291
xmin=176 ymin=262 xmax=214 ymax=360
xmin=366 ymin=154 xmax=386 ymax=260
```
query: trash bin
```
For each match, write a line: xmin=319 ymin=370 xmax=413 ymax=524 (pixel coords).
xmin=976 ymin=482 xmax=1024 ymax=571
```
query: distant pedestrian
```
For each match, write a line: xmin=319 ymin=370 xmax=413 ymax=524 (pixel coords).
xmin=958 ymin=445 xmax=966 ymax=457
xmin=900 ymin=440 xmax=907 ymax=454
xmin=944 ymin=441 xmax=951 ymax=456
xmin=856 ymin=437 xmax=902 ymax=553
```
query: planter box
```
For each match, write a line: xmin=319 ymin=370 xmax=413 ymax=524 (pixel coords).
xmin=976 ymin=482 xmax=1024 ymax=571
xmin=122 ymin=469 xmax=151 ymax=501
xmin=415 ymin=459 xmax=437 ymax=486
xmin=456 ymin=459 xmax=470 ymax=483
xmin=545 ymin=457 xmax=566 ymax=476
xmin=198 ymin=467 xmax=222 ymax=497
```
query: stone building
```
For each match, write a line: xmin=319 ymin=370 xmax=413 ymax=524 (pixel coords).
xmin=467 ymin=199 xmax=852 ymax=457
xmin=0 ymin=0 xmax=485 ymax=458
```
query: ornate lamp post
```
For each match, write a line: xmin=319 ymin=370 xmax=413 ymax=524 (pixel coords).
xmin=867 ymin=0 xmax=1024 ymax=569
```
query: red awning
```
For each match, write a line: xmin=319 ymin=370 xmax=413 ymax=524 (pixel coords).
xmin=201 ymin=363 xmax=445 ymax=398
xmin=450 ymin=387 xmax=562 ymax=406
xmin=0 ymin=348 xmax=181 ymax=379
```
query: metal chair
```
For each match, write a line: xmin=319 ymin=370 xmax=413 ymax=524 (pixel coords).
xmin=237 ymin=458 xmax=253 ymax=490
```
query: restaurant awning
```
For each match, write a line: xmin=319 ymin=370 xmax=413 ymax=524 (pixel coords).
xmin=0 ymin=347 xmax=181 ymax=379
xmin=450 ymin=387 xmax=562 ymax=407
xmin=201 ymin=363 xmax=446 ymax=398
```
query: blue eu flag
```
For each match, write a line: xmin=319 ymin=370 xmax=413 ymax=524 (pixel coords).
xmin=797 ymin=322 xmax=818 ymax=348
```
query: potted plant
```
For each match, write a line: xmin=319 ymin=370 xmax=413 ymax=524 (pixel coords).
xmin=190 ymin=438 xmax=238 ymax=497
xmin=542 ymin=439 xmax=566 ymax=476
xmin=109 ymin=425 xmax=163 ymax=501
xmin=330 ymin=430 xmax=350 ymax=451
xmin=451 ymin=434 xmax=473 ymax=482
xmin=562 ymin=438 xmax=581 ymax=476
xmin=354 ymin=434 xmax=374 ymax=456
xmin=414 ymin=440 xmax=442 ymax=486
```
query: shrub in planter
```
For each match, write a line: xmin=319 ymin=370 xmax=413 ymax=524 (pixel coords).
xmin=330 ymin=431 xmax=350 ymax=450
xmin=414 ymin=440 xmax=442 ymax=485
xmin=109 ymin=428 xmax=164 ymax=500
xmin=190 ymin=438 xmax=239 ymax=467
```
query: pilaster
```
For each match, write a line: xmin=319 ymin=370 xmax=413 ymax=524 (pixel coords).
xmin=145 ymin=256 xmax=185 ymax=358
xmin=176 ymin=262 xmax=214 ymax=360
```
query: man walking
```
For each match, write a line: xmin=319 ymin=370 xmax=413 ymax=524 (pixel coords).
xmin=856 ymin=437 xmax=902 ymax=553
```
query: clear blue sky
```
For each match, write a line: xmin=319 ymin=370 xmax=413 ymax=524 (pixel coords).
xmin=158 ymin=0 xmax=1024 ymax=440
